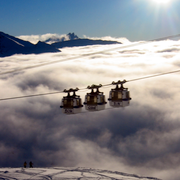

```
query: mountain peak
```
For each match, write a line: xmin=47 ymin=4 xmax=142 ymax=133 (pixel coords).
xmin=36 ymin=40 xmax=46 ymax=45
xmin=67 ymin=32 xmax=79 ymax=40
xmin=0 ymin=31 xmax=60 ymax=57
xmin=44 ymin=32 xmax=79 ymax=44
xmin=34 ymin=40 xmax=60 ymax=53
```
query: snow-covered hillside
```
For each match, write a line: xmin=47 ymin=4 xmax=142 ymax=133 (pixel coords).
xmin=0 ymin=167 xmax=161 ymax=180
xmin=0 ymin=32 xmax=60 ymax=57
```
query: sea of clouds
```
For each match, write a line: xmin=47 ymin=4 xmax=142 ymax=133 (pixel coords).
xmin=1 ymin=37 xmax=180 ymax=180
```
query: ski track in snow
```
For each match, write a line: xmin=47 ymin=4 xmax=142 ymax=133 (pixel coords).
xmin=0 ymin=167 xmax=161 ymax=180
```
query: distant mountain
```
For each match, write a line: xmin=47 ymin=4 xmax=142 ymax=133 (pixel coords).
xmin=52 ymin=38 xmax=121 ymax=48
xmin=0 ymin=31 xmax=60 ymax=57
xmin=31 ymin=41 xmax=61 ymax=53
xmin=45 ymin=32 xmax=79 ymax=44
xmin=44 ymin=32 xmax=121 ymax=48
xmin=0 ymin=31 xmax=122 ymax=57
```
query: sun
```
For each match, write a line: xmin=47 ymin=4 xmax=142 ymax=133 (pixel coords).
xmin=152 ymin=0 xmax=171 ymax=4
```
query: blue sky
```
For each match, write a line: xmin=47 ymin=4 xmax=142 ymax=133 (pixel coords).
xmin=0 ymin=0 xmax=180 ymax=41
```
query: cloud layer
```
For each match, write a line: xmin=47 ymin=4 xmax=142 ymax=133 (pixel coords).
xmin=1 ymin=39 xmax=180 ymax=180
xmin=17 ymin=33 xmax=77 ymax=44
xmin=17 ymin=33 xmax=129 ymax=44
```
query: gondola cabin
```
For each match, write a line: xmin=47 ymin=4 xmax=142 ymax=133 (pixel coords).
xmin=60 ymin=88 xmax=83 ymax=114
xmin=84 ymin=84 xmax=107 ymax=111
xmin=108 ymin=80 xmax=131 ymax=107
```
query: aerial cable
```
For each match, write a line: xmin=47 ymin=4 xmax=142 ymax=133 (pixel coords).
xmin=0 ymin=68 xmax=180 ymax=102
xmin=0 ymin=57 xmax=78 ymax=75
xmin=1 ymin=33 xmax=180 ymax=76
xmin=0 ymin=91 xmax=64 ymax=101
xmin=151 ymin=33 xmax=180 ymax=41
xmin=126 ymin=69 xmax=180 ymax=82
xmin=0 ymin=87 xmax=90 ymax=101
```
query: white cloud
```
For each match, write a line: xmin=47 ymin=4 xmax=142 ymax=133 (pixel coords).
xmin=83 ymin=34 xmax=130 ymax=43
xmin=17 ymin=33 xmax=130 ymax=44
xmin=17 ymin=33 xmax=74 ymax=44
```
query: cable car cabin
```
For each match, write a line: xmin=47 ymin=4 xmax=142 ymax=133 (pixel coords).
xmin=108 ymin=80 xmax=131 ymax=107
xmin=84 ymin=84 xmax=107 ymax=111
xmin=60 ymin=88 xmax=83 ymax=114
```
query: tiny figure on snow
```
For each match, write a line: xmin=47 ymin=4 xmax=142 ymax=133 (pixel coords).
xmin=29 ymin=161 xmax=33 ymax=168
xmin=24 ymin=161 xmax=27 ymax=168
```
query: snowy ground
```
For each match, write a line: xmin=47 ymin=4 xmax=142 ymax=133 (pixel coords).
xmin=0 ymin=167 xmax=161 ymax=180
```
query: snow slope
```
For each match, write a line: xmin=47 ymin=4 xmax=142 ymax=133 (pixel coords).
xmin=0 ymin=167 xmax=161 ymax=180
xmin=0 ymin=32 xmax=60 ymax=57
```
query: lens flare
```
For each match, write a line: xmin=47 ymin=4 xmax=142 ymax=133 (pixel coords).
xmin=152 ymin=0 xmax=171 ymax=4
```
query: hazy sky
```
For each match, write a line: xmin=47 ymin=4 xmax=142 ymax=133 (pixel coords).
xmin=0 ymin=0 xmax=180 ymax=41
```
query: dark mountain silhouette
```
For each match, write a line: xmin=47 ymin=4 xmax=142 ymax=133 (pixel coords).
xmin=52 ymin=38 xmax=121 ymax=48
xmin=0 ymin=31 xmax=122 ymax=57
xmin=0 ymin=31 xmax=60 ymax=57
xmin=32 ymin=41 xmax=61 ymax=53
xmin=45 ymin=32 xmax=79 ymax=43
xmin=67 ymin=32 xmax=79 ymax=40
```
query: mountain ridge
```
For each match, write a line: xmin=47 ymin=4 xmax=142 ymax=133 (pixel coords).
xmin=52 ymin=38 xmax=121 ymax=48
xmin=0 ymin=31 xmax=60 ymax=57
xmin=44 ymin=32 xmax=79 ymax=44
xmin=0 ymin=31 xmax=121 ymax=57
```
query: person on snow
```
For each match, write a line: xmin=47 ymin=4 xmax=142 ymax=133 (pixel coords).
xmin=29 ymin=161 xmax=33 ymax=168
xmin=24 ymin=161 xmax=27 ymax=168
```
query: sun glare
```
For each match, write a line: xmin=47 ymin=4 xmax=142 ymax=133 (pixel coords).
xmin=152 ymin=0 xmax=171 ymax=4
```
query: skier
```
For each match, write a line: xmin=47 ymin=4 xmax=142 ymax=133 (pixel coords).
xmin=29 ymin=161 xmax=33 ymax=168
xmin=24 ymin=161 xmax=27 ymax=168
